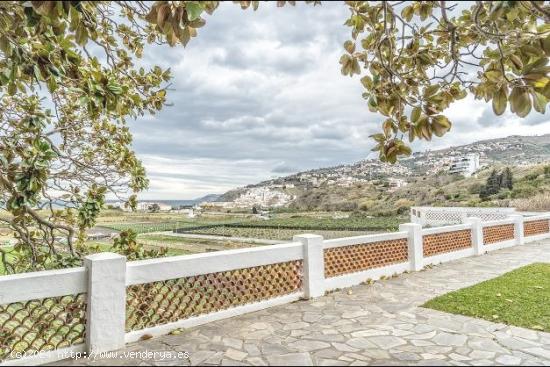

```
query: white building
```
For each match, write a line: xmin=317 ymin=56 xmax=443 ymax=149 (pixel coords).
xmin=135 ymin=201 xmax=172 ymax=212
xmin=233 ymin=187 xmax=293 ymax=208
xmin=388 ymin=178 xmax=408 ymax=191
xmin=449 ymin=153 xmax=480 ymax=177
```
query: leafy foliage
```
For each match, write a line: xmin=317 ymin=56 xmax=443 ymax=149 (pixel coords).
xmin=111 ymin=230 xmax=167 ymax=261
xmin=341 ymin=1 xmax=549 ymax=163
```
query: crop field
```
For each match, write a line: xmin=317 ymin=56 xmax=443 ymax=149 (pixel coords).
xmin=183 ymin=226 xmax=372 ymax=241
xmin=137 ymin=234 xmax=261 ymax=254
xmin=215 ymin=215 xmax=405 ymax=232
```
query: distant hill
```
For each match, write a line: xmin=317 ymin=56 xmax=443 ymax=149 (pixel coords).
xmin=219 ymin=134 xmax=550 ymax=210
xmin=195 ymin=194 xmax=221 ymax=203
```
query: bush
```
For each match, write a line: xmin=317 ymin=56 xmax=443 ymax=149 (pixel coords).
xmin=359 ymin=199 xmax=377 ymax=211
xmin=468 ymin=183 xmax=483 ymax=194
xmin=512 ymin=193 xmax=550 ymax=211
xmin=511 ymin=184 xmax=538 ymax=199
xmin=525 ymin=172 xmax=540 ymax=181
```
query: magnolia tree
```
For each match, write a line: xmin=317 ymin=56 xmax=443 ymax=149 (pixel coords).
xmin=0 ymin=1 xmax=548 ymax=272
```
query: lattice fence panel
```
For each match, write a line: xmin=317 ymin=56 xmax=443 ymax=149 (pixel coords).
xmin=0 ymin=294 xmax=86 ymax=362
xmin=126 ymin=260 xmax=303 ymax=331
xmin=483 ymin=224 xmax=515 ymax=245
xmin=524 ymin=220 xmax=550 ymax=237
xmin=324 ymin=238 xmax=408 ymax=278
xmin=423 ymin=230 xmax=472 ymax=257
xmin=425 ymin=211 xmax=462 ymax=224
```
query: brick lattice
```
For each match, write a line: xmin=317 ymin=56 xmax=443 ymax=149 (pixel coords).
xmin=126 ymin=261 xmax=303 ymax=331
xmin=324 ymin=239 xmax=408 ymax=278
xmin=0 ymin=294 xmax=86 ymax=362
xmin=422 ymin=230 xmax=472 ymax=257
xmin=483 ymin=224 xmax=515 ymax=245
xmin=524 ymin=220 xmax=550 ymax=237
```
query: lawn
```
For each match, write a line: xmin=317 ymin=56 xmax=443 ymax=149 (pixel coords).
xmin=423 ymin=263 xmax=550 ymax=332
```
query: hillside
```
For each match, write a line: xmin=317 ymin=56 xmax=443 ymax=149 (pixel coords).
xmin=218 ymin=134 xmax=550 ymax=212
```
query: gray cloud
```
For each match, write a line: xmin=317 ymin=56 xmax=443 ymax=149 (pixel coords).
xmin=125 ymin=2 xmax=550 ymax=200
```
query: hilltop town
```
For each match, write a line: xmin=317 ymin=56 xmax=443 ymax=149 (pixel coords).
xmin=215 ymin=134 xmax=550 ymax=209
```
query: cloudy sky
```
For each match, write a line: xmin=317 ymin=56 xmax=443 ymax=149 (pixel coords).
xmin=128 ymin=2 xmax=550 ymax=200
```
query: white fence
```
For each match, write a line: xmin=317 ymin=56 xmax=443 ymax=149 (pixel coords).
xmin=1 ymin=213 xmax=550 ymax=365
xmin=410 ymin=206 xmax=517 ymax=226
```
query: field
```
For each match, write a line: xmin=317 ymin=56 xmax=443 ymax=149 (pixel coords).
xmin=423 ymin=263 xmax=550 ymax=332
xmin=182 ymin=227 xmax=372 ymax=240
xmin=137 ymin=234 xmax=261 ymax=254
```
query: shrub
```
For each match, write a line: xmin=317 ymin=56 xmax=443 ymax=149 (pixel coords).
xmin=512 ymin=193 xmax=550 ymax=211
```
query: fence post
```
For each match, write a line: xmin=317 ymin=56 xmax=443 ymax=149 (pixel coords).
xmin=419 ymin=211 xmax=427 ymax=226
xmin=509 ymin=214 xmax=525 ymax=246
xmin=84 ymin=252 xmax=127 ymax=354
xmin=465 ymin=217 xmax=484 ymax=255
xmin=293 ymin=234 xmax=325 ymax=299
xmin=399 ymin=223 xmax=423 ymax=271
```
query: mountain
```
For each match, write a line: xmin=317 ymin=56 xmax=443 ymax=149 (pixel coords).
xmin=194 ymin=194 xmax=221 ymax=203
xmin=219 ymin=134 xmax=550 ymax=210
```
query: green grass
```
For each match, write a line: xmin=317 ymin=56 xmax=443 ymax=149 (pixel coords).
xmin=423 ymin=263 xmax=550 ymax=332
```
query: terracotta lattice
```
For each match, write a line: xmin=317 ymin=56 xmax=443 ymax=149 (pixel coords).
xmin=324 ymin=239 xmax=408 ymax=278
xmin=524 ymin=220 xmax=550 ymax=237
xmin=422 ymin=230 xmax=472 ymax=257
xmin=0 ymin=294 xmax=86 ymax=362
xmin=483 ymin=224 xmax=515 ymax=245
xmin=126 ymin=260 xmax=303 ymax=331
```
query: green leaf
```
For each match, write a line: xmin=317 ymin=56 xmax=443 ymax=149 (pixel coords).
xmin=411 ymin=107 xmax=421 ymax=123
xmin=510 ymin=87 xmax=531 ymax=117
xmin=186 ymin=3 xmax=203 ymax=21
xmin=431 ymin=115 xmax=452 ymax=137
xmin=492 ymin=87 xmax=507 ymax=115
xmin=532 ymin=91 xmax=547 ymax=113
xmin=424 ymin=84 xmax=439 ymax=98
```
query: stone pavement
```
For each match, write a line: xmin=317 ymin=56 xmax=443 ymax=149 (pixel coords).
xmin=57 ymin=239 xmax=550 ymax=366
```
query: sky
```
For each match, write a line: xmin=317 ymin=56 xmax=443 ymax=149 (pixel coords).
xmin=128 ymin=2 xmax=550 ymax=200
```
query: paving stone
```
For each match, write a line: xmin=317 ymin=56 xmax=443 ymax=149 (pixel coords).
xmin=432 ymin=332 xmax=468 ymax=347
xmin=360 ymin=349 xmax=391 ymax=360
xmin=223 ymin=349 xmax=247 ymax=361
xmin=331 ymin=342 xmax=360 ymax=352
xmin=368 ymin=335 xmax=407 ymax=349
xmin=345 ymin=337 xmax=377 ymax=349
xmin=189 ymin=350 xmax=218 ymax=365
xmin=525 ymin=347 xmax=550 ymax=360
xmin=467 ymin=338 xmax=508 ymax=353
xmin=221 ymin=338 xmax=243 ymax=350
xmin=266 ymin=353 xmax=313 ymax=366
xmin=316 ymin=358 xmax=347 ymax=366
xmin=469 ymin=350 xmax=496 ymax=360
xmin=421 ymin=353 xmax=447 ymax=360
xmin=243 ymin=343 xmax=261 ymax=357
xmin=495 ymin=354 xmax=522 ymax=365
xmin=288 ymin=339 xmax=331 ymax=352
xmin=508 ymin=326 xmax=539 ymax=341
xmin=244 ymin=357 xmax=267 ymax=366
xmin=350 ymin=329 xmax=390 ymax=337
xmin=449 ymin=353 xmax=471 ymax=361
xmin=391 ymin=352 xmax=421 ymax=361
xmin=283 ymin=321 xmax=310 ymax=331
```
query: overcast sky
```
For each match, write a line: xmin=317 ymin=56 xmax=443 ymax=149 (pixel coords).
xmin=128 ymin=1 xmax=550 ymax=200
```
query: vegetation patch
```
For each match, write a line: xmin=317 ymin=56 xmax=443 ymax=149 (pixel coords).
xmin=423 ymin=263 xmax=550 ymax=332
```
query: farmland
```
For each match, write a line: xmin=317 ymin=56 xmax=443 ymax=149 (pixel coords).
xmin=182 ymin=227 xmax=372 ymax=241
